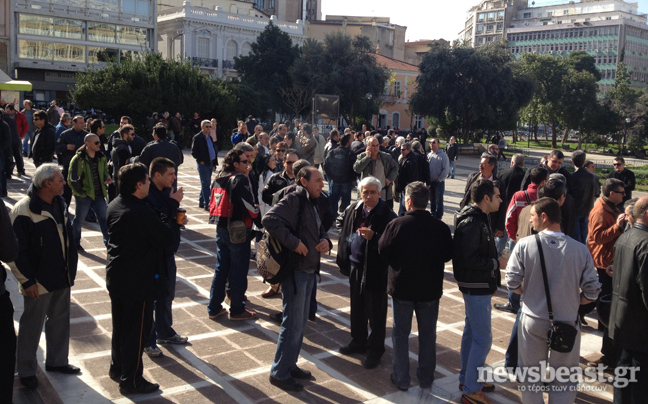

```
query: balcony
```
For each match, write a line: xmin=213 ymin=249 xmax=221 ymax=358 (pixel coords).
xmin=222 ymin=60 xmax=235 ymax=70
xmin=191 ymin=57 xmax=218 ymax=68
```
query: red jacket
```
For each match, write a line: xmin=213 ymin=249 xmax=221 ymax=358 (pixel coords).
xmin=505 ymin=183 xmax=539 ymax=240
xmin=14 ymin=110 xmax=28 ymax=138
xmin=587 ymin=197 xmax=622 ymax=269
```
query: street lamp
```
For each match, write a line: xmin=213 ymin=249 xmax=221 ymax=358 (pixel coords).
xmin=527 ymin=113 xmax=532 ymax=148
xmin=624 ymin=117 xmax=631 ymax=148
xmin=366 ymin=93 xmax=372 ymax=127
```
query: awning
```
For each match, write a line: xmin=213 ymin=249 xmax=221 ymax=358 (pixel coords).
xmin=0 ymin=69 xmax=32 ymax=91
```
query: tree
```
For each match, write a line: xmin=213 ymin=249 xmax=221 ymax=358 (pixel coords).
xmin=606 ymin=62 xmax=644 ymax=147
xmin=290 ymin=33 xmax=389 ymax=126
xmin=234 ymin=21 xmax=301 ymax=119
xmin=410 ymin=41 xmax=533 ymax=142
xmin=72 ymin=52 xmax=234 ymax=137
xmin=558 ymin=69 xmax=600 ymax=146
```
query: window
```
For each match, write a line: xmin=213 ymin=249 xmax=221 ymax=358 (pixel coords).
xmin=392 ymin=112 xmax=400 ymax=129
xmin=564 ymin=9 xmax=569 ymax=15
xmin=547 ymin=12 xmax=553 ymax=17
xmin=254 ymin=0 xmax=265 ymax=8
xmin=88 ymin=22 xmax=116 ymax=43
xmin=241 ymin=42 xmax=252 ymax=56
xmin=523 ymin=12 xmax=531 ymax=18
xmin=476 ymin=24 xmax=484 ymax=34
xmin=198 ymin=38 xmax=209 ymax=58
xmin=89 ymin=47 xmax=119 ymax=63
xmin=18 ymin=39 xmax=53 ymax=60
xmin=117 ymin=25 xmax=147 ymax=46
xmin=606 ymin=17 xmax=612 ymax=20
xmin=19 ymin=14 xmax=54 ymax=36
xmin=268 ymin=0 xmax=274 ymax=8
xmin=414 ymin=115 xmax=424 ymax=129
xmin=497 ymin=11 xmax=504 ymax=20
xmin=487 ymin=12 xmax=495 ymax=20
xmin=122 ymin=0 xmax=151 ymax=15
xmin=54 ymin=43 xmax=85 ymax=62
xmin=53 ymin=18 xmax=83 ymax=40
xmin=393 ymin=81 xmax=401 ymax=98
xmin=478 ymin=13 xmax=485 ymax=21
xmin=226 ymin=40 xmax=238 ymax=61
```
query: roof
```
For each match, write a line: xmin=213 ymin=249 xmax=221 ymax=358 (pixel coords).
xmin=373 ymin=54 xmax=419 ymax=72
xmin=405 ymin=40 xmax=434 ymax=46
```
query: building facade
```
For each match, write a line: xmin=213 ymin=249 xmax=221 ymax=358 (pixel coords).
xmin=460 ymin=0 xmax=527 ymax=47
xmin=371 ymin=54 xmax=425 ymax=131
xmin=308 ymin=16 xmax=407 ymax=62
xmin=252 ymin=0 xmax=320 ymax=22
xmin=506 ymin=0 xmax=648 ymax=91
xmin=157 ymin=1 xmax=306 ymax=80
xmin=8 ymin=0 xmax=156 ymax=108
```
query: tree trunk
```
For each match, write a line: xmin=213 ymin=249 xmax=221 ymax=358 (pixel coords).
xmin=544 ymin=123 xmax=548 ymax=142
xmin=561 ymin=128 xmax=569 ymax=147
xmin=551 ymin=120 xmax=557 ymax=149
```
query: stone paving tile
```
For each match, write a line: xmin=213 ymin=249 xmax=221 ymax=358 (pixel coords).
xmin=8 ymin=153 xmax=621 ymax=404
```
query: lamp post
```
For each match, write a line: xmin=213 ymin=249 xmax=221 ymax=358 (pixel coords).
xmin=366 ymin=93 xmax=372 ymax=127
xmin=624 ymin=117 xmax=631 ymax=148
xmin=527 ymin=113 xmax=532 ymax=148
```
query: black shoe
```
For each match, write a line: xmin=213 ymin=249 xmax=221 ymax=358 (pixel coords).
xmin=269 ymin=312 xmax=283 ymax=324
xmin=119 ymin=378 xmax=160 ymax=395
xmin=20 ymin=375 xmax=38 ymax=389
xmin=45 ymin=364 xmax=81 ymax=374
xmin=579 ymin=313 xmax=588 ymax=326
xmin=391 ymin=373 xmax=408 ymax=391
xmin=18 ymin=171 xmax=26 ymax=177
xmin=339 ymin=343 xmax=366 ymax=355
xmin=362 ymin=355 xmax=381 ymax=369
xmin=199 ymin=203 xmax=204 ymax=209
xmin=109 ymin=368 xmax=121 ymax=381
xmin=290 ymin=367 xmax=312 ymax=380
xmin=269 ymin=376 xmax=303 ymax=392
xmin=494 ymin=303 xmax=518 ymax=314
xmin=308 ymin=312 xmax=316 ymax=322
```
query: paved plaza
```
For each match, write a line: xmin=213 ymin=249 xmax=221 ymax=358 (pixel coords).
xmin=5 ymin=147 xmax=634 ymax=404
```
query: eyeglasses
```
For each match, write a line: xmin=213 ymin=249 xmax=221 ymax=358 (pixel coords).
xmin=614 ymin=189 xmax=626 ymax=195
xmin=204 ymin=126 xmax=212 ymax=129
xmin=93 ymin=141 xmax=100 ymax=145
xmin=613 ymin=163 xmax=622 ymax=166
xmin=276 ymin=149 xmax=286 ymax=153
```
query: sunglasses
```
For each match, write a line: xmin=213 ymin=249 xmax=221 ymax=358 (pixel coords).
xmin=613 ymin=189 xmax=626 ymax=195
xmin=613 ymin=163 xmax=622 ymax=166
xmin=238 ymin=159 xmax=249 ymax=164
xmin=93 ymin=141 xmax=100 ymax=145
xmin=276 ymin=149 xmax=286 ymax=153
xmin=33 ymin=118 xmax=42 ymax=121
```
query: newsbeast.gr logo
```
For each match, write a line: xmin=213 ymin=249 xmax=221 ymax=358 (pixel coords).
xmin=478 ymin=362 xmax=639 ymax=390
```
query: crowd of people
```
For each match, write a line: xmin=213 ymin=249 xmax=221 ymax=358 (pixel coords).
xmin=0 ymin=102 xmax=645 ymax=404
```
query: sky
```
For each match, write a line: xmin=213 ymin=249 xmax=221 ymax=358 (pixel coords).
xmin=320 ymin=0 xmax=648 ymax=42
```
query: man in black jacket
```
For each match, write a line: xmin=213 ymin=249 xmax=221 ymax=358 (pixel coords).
xmin=262 ymin=150 xmax=298 ymax=205
xmin=0 ymin=110 xmax=11 ymax=197
xmin=143 ymin=158 xmax=188 ymax=358
xmin=460 ymin=154 xmax=507 ymax=256
xmin=324 ymin=134 xmax=357 ymax=214
xmin=520 ymin=149 xmax=572 ymax=193
xmin=337 ymin=176 xmax=397 ymax=370
xmin=608 ymin=156 xmax=635 ymax=205
xmin=139 ymin=124 xmax=184 ymax=190
xmin=106 ymin=163 xmax=173 ymax=395
xmin=10 ymin=163 xmax=80 ymax=390
xmin=571 ymin=150 xmax=599 ymax=244
xmin=379 ymin=181 xmax=452 ymax=391
xmin=498 ymin=154 xmax=525 ymax=210
xmin=453 ymin=179 xmax=502 ymax=403
xmin=446 ymin=136 xmax=459 ymax=179
xmin=110 ymin=125 xmax=134 ymax=199
xmin=394 ymin=142 xmax=419 ymax=216
xmin=609 ymin=196 xmax=648 ymax=403
xmin=31 ymin=110 xmax=56 ymax=168
xmin=191 ymin=120 xmax=217 ymax=210
xmin=0 ymin=197 xmax=18 ymax=402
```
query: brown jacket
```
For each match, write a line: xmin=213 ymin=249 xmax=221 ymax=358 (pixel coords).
xmin=587 ymin=197 xmax=622 ymax=269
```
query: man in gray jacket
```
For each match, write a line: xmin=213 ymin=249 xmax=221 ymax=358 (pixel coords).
xmin=353 ymin=136 xmax=397 ymax=209
xmin=263 ymin=167 xmax=331 ymax=392
xmin=506 ymin=197 xmax=600 ymax=404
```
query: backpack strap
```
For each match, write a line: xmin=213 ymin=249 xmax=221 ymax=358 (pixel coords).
xmin=524 ymin=190 xmax=531 ymax=205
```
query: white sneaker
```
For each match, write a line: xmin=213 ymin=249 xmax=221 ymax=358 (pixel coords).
xmin=144 ymin=345 xmax=163 ymax=357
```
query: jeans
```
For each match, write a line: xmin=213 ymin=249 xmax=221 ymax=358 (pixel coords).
xmin=449 ymin=160 xmax=456 ymax=179
xmin=270 ymin=271 xmax=315 ymax=380
xmin=391 ymin=298 xmax=439 ymax=389
xmin=614 ymin=348 xmax=648 ymax=404
xmin=495 ymin=233 xmax=508 ymax=257
xmin=23 ymin=131 xmax=33 ymax=155
xmin=429 ymin=181 xmax=445 ymax=219
xmin=459 ymin=293 xmax=493 ymax=395
xmin=329 ymin=181 xmax=353 ymax=214
xmin=72 ymin=195 xmax=109 ymax=248
xmin=505 ymin=306 xmax=521 ymax=369
xmin=147 ymin=254 xmax=178 ymax=346
xmin=208 ymin=226 xmax=251 ymax=317
xmin=573 ymin=215 xmax=589 ymax=244
xmin=398 ymin=191 xmax=407 ymax=216
xmin=12 ymin=141 xmax=24 ymax=174
xmin=507 ymin=290 xmax=521 ymax=311
xmin=197 ymin=163 xmax=213 ymax=207
xmin=0 ymin=152 xmax=5 ymax=196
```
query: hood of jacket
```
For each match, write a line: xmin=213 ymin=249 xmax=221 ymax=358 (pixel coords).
xmin=456 ymin=204 xmax=488 ymax=226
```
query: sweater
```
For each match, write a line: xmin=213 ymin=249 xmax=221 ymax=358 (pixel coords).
xmin=506 ymin=231 xmax=600 ymax=322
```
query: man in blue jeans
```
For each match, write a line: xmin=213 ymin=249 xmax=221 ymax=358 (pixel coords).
xmin=191 ymin=120 xmax=217 ymax=210
xmin=68 ymin=134 xmax=112 ymax=250
xmin=453 ymin=180 xmax=502 ymax=404
xmin=263 ymin=167 xmax=331 ymax=392
xmin=378 ymin=181 xmax=452 ymax=391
